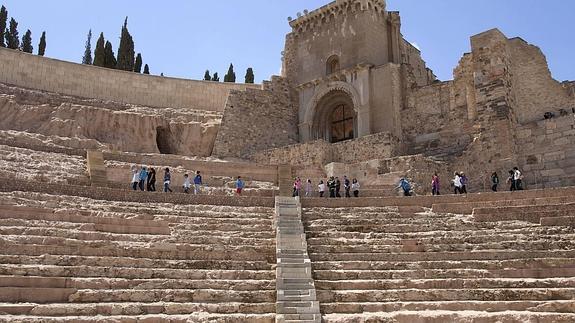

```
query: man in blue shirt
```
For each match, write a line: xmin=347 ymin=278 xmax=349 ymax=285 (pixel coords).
xmin=193 ymin=171 xmax=203 ymax=195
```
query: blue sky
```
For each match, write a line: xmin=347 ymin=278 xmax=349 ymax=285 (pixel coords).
xmin=1 ymin=0 xmax=573 ymax=82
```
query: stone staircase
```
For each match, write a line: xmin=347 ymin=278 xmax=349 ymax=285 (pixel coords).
xmin=275 ymin=197 xmax=321 ymax=322
xmin=0 ymin=192 xmax=277 ymax=322
xmin=302 ymin=198 xmax=575 ymax=322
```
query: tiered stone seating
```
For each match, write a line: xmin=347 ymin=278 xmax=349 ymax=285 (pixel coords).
xmin=302 ymin=195 xmax=575 ymax=322
xmin=0 ymin=191 xmax=276 ymax=322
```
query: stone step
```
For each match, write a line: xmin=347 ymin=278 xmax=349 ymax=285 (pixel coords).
xmin=542 ymin=216 xmax=575 ymax=227
xmin=0 ymin=264 xmax=274 ymax=280
xmin=172 ymin=223 xmax=272 ymax=232
xmin=319 ymin=300 xmax=575 ymax=314
xmin=315 ymin=277 xmax=575 ymax=290
xmin=0 ymin=253 xmax=274 ymax=272
xmin=316 ymin=288 xmax=575 ymax=303
xmin=0 ymin=241 xmax=274 ymax=262
xmin=0 ymin=276 xmax=275 ymax=291
xmin=313 ymin=267 xmax=575 ymax=280
xmin=0 ymin=313 xmax=275 ymax=322
xmin=474 ymin=209 xmax=575 ymax=223
xmin=321 ymin=311 xmax=575 ymax=323
xmin=309 ymin=249 xmax=575 ymax=262
xmin=0 ymin=302 xmax=276 ymax=316
xmin=432 ymin=196 xmax=575 ymax=214
xmin=307 ymin=240 xmax=575 ymax=253
xmin=473 ymin=202 xmax=575 ymax=215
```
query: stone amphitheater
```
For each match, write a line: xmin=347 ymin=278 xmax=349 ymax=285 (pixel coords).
xmin=0 ymin=0 xmax=574 ymax=322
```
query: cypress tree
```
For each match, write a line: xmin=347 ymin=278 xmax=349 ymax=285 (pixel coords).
xmin=134 ymin=53 xmax=142 ymax=73
xmin=212 ymin=72 xmax=220 ymax=82
xmin=93 ymin=32 xmax=105 ymax=67
xmin=21 ymin=29 xmax=32 ymax=53
xmin=245 ymin=67 xmax=255 ymax=84
xmin=203 ymin=70 xmax=211 ymax=81
xmin=0 ymin=6 xmax=7 ymax=48
xmin=5 ymin=17 xmax=19 ymax=49
xmin=82 ymin=30 xmax=92 ymax=64
xmin=116 ymin=17 xmax=135 ymax=71
xmin=37 ymin=31 xmax=46 ymax=56
xmin=103 ymin=41 xmax=116 ymax=69
xmin=224 ymin=63 xmax=236 ymax=83
xmin=143 ymin=64 xmax=150 ymax=74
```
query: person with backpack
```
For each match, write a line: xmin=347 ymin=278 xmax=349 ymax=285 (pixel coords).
xmin=327 ymin=177 xmax=336 ymax=198
xmin=344 ymin=176 xmax=351 ymax=198
xmin=453 ymin=172 xmax=463 ymax=194
xmin=193 ymin=171 xmax=203 ymax=195
xmin=491 ymin=172 xmax=499 ymax=192
xmin=396 ymin=178 xmax=412 ymax=197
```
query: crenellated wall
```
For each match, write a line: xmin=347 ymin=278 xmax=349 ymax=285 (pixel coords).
xmin=0 ymin=47 xmax=260 ymax=112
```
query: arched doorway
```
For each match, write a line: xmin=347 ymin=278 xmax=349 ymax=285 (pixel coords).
xmin=311 ymin=91 xmax=357 ymax=143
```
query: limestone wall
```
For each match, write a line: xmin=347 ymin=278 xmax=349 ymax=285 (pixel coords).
xmin=212 ymin=76 xmax=299 ymax=159
xmin=0 ymin=47 xmax=259 ymax=111
xmin=516 ymin=115 xmax=575 ymax=188
xmin=252 ymin=132 xmax=398 ymax=167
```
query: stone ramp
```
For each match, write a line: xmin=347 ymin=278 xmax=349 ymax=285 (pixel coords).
xmin=0 ymin=192 xmax=277 ymax=322
xmin=303 ymin=194 xmax=575 ymax=321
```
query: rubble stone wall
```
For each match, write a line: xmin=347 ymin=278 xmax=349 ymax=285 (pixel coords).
xmin=0 ymin=47 xmax=259 ymax=111
xmin=212 ymin=76 xmax=299 ymax=159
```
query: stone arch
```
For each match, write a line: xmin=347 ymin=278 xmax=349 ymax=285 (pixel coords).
xmin=326 ymin=55 xmax=340 ymax=75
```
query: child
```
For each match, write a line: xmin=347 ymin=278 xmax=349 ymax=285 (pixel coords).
xmin=236 ymin=176 xmax=245 ymax=195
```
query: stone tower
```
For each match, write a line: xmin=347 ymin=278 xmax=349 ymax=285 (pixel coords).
xmin=283 ymin=0 xmax=435 ymax=143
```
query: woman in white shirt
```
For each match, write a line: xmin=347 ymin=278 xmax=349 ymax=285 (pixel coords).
xmin=351 ymin=178 xmax=360 ymax=197
xmin=318 ymin=180 xmax=326 ymax=198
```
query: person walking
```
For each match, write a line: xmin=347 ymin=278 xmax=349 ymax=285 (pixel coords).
xmin=193 ymin=171 xmax=203 ymax=195
xmin=491 ymin=172 xmax=499 ymax=192
xmin=293 ymin=177 xmax=302 ymax=197
xmin=183 ymin=174 xmax=191 ymax=194
xmin=305 ymin=179 xmax=313 ymax=197
xmin=460 ymin=172 xmax=468 ymax=194
xmin=351 ymin=178 xmax=360 ymax=197
xmin=453 ymin=172 xmax=463 ymax=194
xmin=236 ymin=176 xmax=245 ymax=195
xmin=396 ymin=178 xmax=412 ymax=197
xmin=318 ymin=180 xmax=326 ymax=198
xmin=513 ymin=167 xmax=524 ymax=190
xmin=327 ymin=177 xmax=336 ymax=198
xmin=335 ymin=177 xmax=342 ymax=198
xmin=344 ymin=176 xmax=351 ymax=198
xmin=163 ymin=168 xmax=173 ymax=193
xmin=147 ymin=168 xmax=157 ymax=192
xmin=507 ymin=170 xmax=516 ymax=191
xmin=130 ymin=165 xmax=140 ymax=191
xmin=432 ymin=173 xmax=440 ymax=196
xmin=138 ymin=166 xmax=148 ymax=191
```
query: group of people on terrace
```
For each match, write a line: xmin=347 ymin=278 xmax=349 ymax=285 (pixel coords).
xmin=130 ymin=165 xmax=246 ymax=195
xmin=293 ymin=176 xmax=361 ymax=198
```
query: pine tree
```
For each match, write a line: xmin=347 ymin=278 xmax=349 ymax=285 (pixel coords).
xmin=21 ymin=29 xmax=32 ymax=53
xmin=5 ymin=17 xmax=19 ymax=49
xmin=245 ymin=67 xmax=255 ymax=84
xmin=212 ymin=72 xmax=220 ymax=82
xmin=134 ymin=53 xmax=142 ymax=73
xmin=204 ymin=70 xmax=211 ymax=81
xmin=116 ymin=17 xmax=135 ymax=71
xmin=103 ymin=41 xmax=116 ymax=69
xmin=0 ymin=6 xmax=7 ymax=48
xmin=37 ymin=31 xmax=46 ymax=56
xmin=224 ymin=63 xmax=236 ymax=83
xmin=143 ymin=64 xmax=150 ymax=74
xmin=82 ymin=30 xmax=92 ymax=64
xmin=93 ymin=32 xmax=105 ymax=67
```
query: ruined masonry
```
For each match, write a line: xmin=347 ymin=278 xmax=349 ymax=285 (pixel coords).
xmin=0 ymin=0 xmax=573 ymax=322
